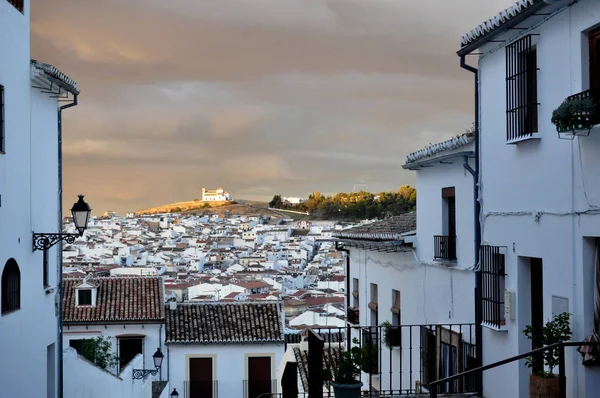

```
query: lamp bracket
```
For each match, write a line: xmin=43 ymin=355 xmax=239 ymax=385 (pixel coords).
xmin=132 ymin=368 xmax=159 ymax=380
xmin=32 ymin=233 xmax=80 ymax=252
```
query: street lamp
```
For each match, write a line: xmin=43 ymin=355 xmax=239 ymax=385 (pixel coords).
xmin=170 ymin=389 xmax=179 ymax=398
xmin=32 ymin=194 xmax=92 ymax=251
xmin=132 ymin=348 xmax=164 ymax=380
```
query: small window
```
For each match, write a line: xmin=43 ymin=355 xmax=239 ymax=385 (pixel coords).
xmin=352 ymin=278 xmax=359 ymax=307
xmin=480 ymin=246 xmax=506 ymax=328
xmin=391 ymin=289 xmax=401 ymax=326
xmin=78 ymin=289 xmax=92 ymax=306
xmin=506 ymin=35 xmax=539 ymax=141
xmin=2 ymin=258 xmax=21 ymax=314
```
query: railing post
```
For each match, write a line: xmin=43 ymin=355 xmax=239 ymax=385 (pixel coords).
xmin=307 ymin=329 xmax=325 ymax=398
xmin=558 ymin=344 xmax=566 ymax=398
xmin=282 ymin=362 xmax=298 ymax=398
xmin=430 ymin=383 xmax=437 ymax=398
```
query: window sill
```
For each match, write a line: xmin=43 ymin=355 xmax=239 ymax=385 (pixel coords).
xmin=506 ymin=133 xmax=541 ymax=145
xmin=1 ymin=308 xmax=21 ymax=316
xmin=482 ymin=321 xmax=509 ymax=332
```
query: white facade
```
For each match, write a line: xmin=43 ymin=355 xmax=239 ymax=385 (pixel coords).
xmin=283 ymin=197 xmax=305 ymax=205
xmin=464 ymin=1 xmax=600 ymax=396
xmin=168 ymin=343 xmax=284 ymax=398
xmin=201 ymin=187 xmax=232 ymax=202
xmin=0 ymin=2 xmax=80 ymax=397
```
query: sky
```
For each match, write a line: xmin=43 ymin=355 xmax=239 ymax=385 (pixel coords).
xmin=31 ymin=0 xmax=514 ymax=215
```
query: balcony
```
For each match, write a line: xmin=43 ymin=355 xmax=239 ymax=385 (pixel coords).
xmin=243 ymin=379 xmax=277 ymax=398
xmin=347 ymin=307 xmax=359 ymax=325
xmin=434 ymin=235 xmax=456 ymax=261
xmin=556 ymin=87 xmax=600 ymax=137
xmin=6 ymin=0 xmax=24 ymax=13
xmin=183 ymin=381 xmax=218 ymax=398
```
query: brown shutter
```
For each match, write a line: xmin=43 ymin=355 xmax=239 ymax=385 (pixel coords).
xmin=441 ymin=187 xmax=455 ymax=198
xmin=368 ymin=284 xmax=378 ymax=311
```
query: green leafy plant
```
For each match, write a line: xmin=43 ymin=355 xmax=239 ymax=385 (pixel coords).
xmin=81 ymin=336 xmax=120 ymax=373
xmin=380 ymin=321 xmax=401 ymax=348
xmin=551 ymin=98 xmax=597 ymax=132
xmin=523 ymin=312 xmax=572 ymax=377
xmin=330 ymin=338 xmax=378 ymax=384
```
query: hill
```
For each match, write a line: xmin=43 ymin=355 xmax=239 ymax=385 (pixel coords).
xmin=135 ymin=200 xmax=284 ymax=218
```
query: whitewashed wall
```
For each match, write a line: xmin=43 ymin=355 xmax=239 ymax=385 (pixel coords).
xmin=63 ymin=323 xmax=166 ymax=380
xmin=167 ymin=343 xmax=285 ymax=398
xmin=64 ymin=349 xmax=152 ymax=398
xmin=476 ymin=2 xmax=600 ymax=397
xmin=415 ymin=155 xmax=475 ymax=268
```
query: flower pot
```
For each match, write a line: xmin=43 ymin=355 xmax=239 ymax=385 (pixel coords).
xmin=529 ymin=373 xmax=560 ymax=398
xmin=331 ymin=381 xmax=363 ymax=398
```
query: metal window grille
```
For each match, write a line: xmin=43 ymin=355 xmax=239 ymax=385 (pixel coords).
xmin=480 ymin=245 xmax=506 ymax=328
xmin=1 ymin=259 xmax=20 ymax=313
xmin=0 ymin=85 xmax=4 ymax=152
xmin=506 ymin=35 xmax=539 ymax=141
xmin=6 ymin=0 xmax=24 ymax=13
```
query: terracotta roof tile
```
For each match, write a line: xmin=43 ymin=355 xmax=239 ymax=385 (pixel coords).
xmin=165 ymin=302 xmax=283 ymax=343
xmin=63 ymin=277 xmax=165 ymax=323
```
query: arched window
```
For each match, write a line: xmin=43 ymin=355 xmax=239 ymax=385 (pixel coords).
xmin=2 ymin=259 xmax=20 ymax=314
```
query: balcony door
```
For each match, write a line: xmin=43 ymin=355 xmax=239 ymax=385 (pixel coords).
xmin=189 ymin=357 xmax=214 ymax=398
xmin=442 ymin=187 xmax=457 ymax=260
xmin=590 ymin=27 xmax=600 ymax=90
xmin=247 ymin=356 xmax=271 ymax=398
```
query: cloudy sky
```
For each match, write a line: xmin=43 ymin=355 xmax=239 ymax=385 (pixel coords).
xmin=31 ymin=0 xmax=513 ymax=214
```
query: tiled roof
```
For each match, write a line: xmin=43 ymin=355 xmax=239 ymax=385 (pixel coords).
xmin=404 ymin=132 xmax=474 ymax=166
xmin=165 ymin=302 xmax=283 ymax=343
xmin=63 ymin=277 xmax=165 ymax=323
xmin=31 ymin=59 xmax=79 ymax=94
xmin=460 ymin=0 xmax=542 ymax=48
xmin=333 ymin=212 xmax=416 ymax=241
xmin=293 ymin=344 xmax=342 ymax=391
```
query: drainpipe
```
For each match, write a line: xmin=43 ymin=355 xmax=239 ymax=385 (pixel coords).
xmin=57 ymin=94 xmax=78 ymax=398
xmin=336 ymin=242 xmax=351 ymax=352
xmin=460 ymin=55 xmax=482 ymax=396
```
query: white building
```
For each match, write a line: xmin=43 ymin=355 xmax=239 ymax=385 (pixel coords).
xmin=459 ymin=0 xmax=600 ymax=396
xmin=0 ymin=1 xmax=80 ymax=397
xmin=201 ymin=187 xmax=232 ymax=202
xmin=165 ymin=302 xmax=285 ymax=398
xmin=283 ymin=197 xmax=305 ymax=205
xmin=334 ymin=210 xmax=475 ymax=395
xmin=62 ymin=277 xmax=166 ymax=379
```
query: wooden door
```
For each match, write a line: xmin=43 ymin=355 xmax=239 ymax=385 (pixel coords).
xmin=247 ymin=356 xmax=271 ymax=398
xmin=189 ymin=358 xmax=213 ymax=398
xmin=530 ymin=258 xmax=544 ymax=374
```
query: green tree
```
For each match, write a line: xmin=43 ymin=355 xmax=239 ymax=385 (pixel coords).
xmin=269 ymin=195 xmax=283 ymax=209
xmin=81 ymin=336 xmax=120 ymax=373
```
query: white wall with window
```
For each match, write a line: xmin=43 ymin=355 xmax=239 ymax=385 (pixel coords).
xmin=462 ymin=1 xmax=600 ymax=397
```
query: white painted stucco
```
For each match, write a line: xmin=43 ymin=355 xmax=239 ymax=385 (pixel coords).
xmin=474 ymin=2 xmax=600 ymax=397
xmin=167 ymin=343 xmax=284 ymax=398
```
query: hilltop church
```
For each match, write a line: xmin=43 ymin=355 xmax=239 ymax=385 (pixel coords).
xmin=201 ymin=187 xmax=232 ymax=202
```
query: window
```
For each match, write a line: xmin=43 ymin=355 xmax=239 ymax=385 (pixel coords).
xmin=589 ymin=27 xmax=600 ymax=90
xmin=6 ymin=0 xmax=24 ymax=13
xmin=118 ymin=336 xmax=143 ymax=371
xmin=352 ymin=278 xmax=359 ymax=307
xmin=368 ymin=283 xmax=378 ymax=326
xmin=2 ymin=258 xmax=20 ymax=314
xmin=506 ymin=35 xmax=539 ymax=141
xmin=480 ymin=245 xmax=506 ymax=328
xmin=391 ymin=289 xmax=401 ymax=326
xmin=78 ymin=289 xmax=92 ymax=306
xmin=0 ymin=84 xmax=4 ymax=152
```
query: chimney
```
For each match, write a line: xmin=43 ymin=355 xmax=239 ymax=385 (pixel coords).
xmin=169 ymin=301 xmax=177 ymax=311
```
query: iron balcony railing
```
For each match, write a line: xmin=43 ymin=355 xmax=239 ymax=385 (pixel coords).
xmin=243 ymin=379 xmax=278 ymax=398
xmin=557 ymin=87 xmax=600 ymax=132
xmin=301 ymin=323 xmax=476 ymax=397
xmin=433 ymin=236 xmax=457 ymax=261
xmin=6 ymin=0 xmax=24 ymax=13
xmin=183 ymin=381 xmax=218 ymax=398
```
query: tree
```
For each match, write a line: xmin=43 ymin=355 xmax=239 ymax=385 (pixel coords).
xmin=269 ymin=195 xmax=283 ymax=209
xmin=81 ymin=336 xmax=120 ymax=373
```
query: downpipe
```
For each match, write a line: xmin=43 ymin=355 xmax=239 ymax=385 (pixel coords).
xmin=460 ymin=54 xmax=483 ymax=396
xmin=57 ymin=94 xmax=78 ymax=398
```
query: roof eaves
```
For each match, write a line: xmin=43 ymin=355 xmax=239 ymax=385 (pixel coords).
xmin=458 ymin=0 xmax=546 ymax=55
xmin=403 ymin=133 xmax=474 ymax=167
xmin=31 ymin=59 xmax=79 ymax=95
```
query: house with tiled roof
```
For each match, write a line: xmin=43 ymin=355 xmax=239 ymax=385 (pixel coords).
xmin=165 ymin=301 xmax=285 ymax=398
xmin=62 ymin=277 xmax=166 ymax=377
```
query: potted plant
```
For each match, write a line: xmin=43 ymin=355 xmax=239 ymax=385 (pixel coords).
xmin=523 ymin=312 xmax=572 ymax=398
xmin=380 ymin=321 xmax=401 ymax=348
xmin=551 ymin=97 xmax=597 ymax=136
xmin=329 ymin=338 xmax=365 ymax=398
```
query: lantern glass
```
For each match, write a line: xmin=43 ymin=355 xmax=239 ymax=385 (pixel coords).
xmin=170 ymin=389 xmax=179 ymax=398
xmin=152 ymin=348 xmax=164 ymax=369
xmin=70 ymin=195 xmax=91 ymax=236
